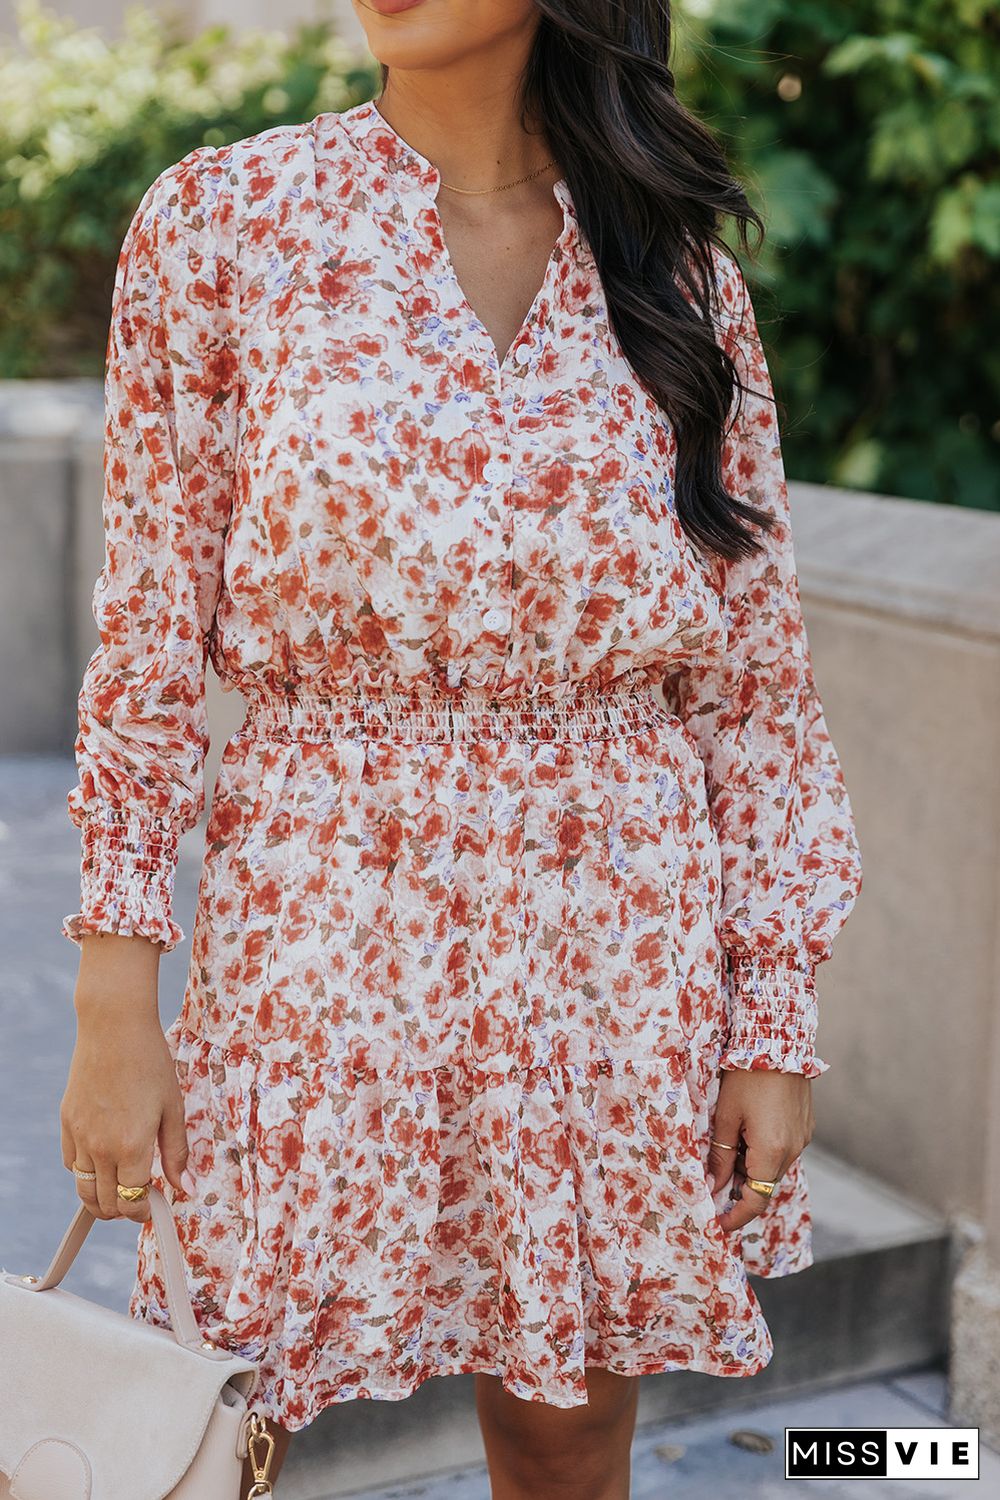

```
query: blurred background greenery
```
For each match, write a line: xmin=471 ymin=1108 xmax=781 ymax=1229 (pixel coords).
xmin=2 ymin=0 xmax=997 ymax=508
xmin=674 ymin=0 xmax=999 ymax=509
xmin=0 ymin=0 xmax=379 ymax=379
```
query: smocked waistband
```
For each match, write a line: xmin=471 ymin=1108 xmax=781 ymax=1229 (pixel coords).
xmin=239 ymin=686 xmax=671 ymax=743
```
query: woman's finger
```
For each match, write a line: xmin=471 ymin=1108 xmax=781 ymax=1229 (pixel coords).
xmin=62 ymin=1113 xmax=99 ymax=1215
xmin=60 ymin=1118 xmax=75 ymax=1174
xmin=718 ymin=1142 xmax=789 ymax=1234
xmin=157 ymin=1082 xmax=190 ymax=1196
xmin=93 ymin=1150 xmax=122 ymax=1220
xmin=706 ymin=1096 xmax=744 ymax=1195
xmin=68 ymin=1144 xmax=101 ymax=1216
xmin=115 ymin=1141 xmax=155 ymax=1224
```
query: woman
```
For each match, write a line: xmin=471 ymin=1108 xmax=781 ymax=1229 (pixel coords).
xmin=58 ymin=1 xmax=863 ymax=1495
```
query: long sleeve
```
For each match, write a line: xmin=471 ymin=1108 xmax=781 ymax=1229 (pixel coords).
xmin=62 ymin=144 xmax=239 ymax=953
xmin=662 ymin=247 xmax=863 ymax=1078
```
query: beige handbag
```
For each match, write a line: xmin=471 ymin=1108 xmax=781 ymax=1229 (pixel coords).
xmin=0 ymin=1185 xmax=276 ymax=1498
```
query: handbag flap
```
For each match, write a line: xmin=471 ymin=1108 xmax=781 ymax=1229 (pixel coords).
xmin=0 ymin=1272 xmax=258 ymax=1500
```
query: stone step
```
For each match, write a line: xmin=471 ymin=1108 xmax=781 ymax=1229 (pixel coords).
xmin=278 ymin=1145 xmax=953 ymax=1499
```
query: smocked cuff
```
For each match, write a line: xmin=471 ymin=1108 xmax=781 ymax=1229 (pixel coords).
xmin=61 ymin=807 xmax=185 ymax=952
xmin=718 ymin=953 xmax=829 ymax=1078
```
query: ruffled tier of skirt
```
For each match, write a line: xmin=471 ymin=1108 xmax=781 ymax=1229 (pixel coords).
xmin=129 ymin=1023 xmax=814 ymax=1432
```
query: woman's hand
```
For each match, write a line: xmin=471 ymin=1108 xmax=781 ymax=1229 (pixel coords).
xmin=707 ymin=1068 xmax=815 ymax=1233
xmin=60 ymin=933 xmax=190 ymax=1224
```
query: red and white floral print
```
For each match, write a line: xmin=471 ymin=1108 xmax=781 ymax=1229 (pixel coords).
xmin=62 ymin=98 xmax=863 ymax=1430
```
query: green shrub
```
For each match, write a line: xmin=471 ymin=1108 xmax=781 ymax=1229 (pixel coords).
xmin=674 ymin=0 xmax=1000 ymax=508
xmin=0 ymin=0 xmax=377 ymax=377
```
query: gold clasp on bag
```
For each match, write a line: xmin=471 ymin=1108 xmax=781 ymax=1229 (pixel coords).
xmin=246 ymin=1411 xmax=275 ymax=1496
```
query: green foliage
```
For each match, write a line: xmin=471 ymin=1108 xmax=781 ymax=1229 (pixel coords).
xmin=675 ymin=0 xmax=1000 ymax=507
xmin=0 ymin=0 xmax=377 ymax=377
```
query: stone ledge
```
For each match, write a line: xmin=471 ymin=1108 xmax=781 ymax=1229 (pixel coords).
xmin=0 ymin=377 xmax=104 ymax=439
xmin=789 ymin=481 xmax=1000 ymax=641
xmin=949 ymin=1240 xmax=1000 ymax=1450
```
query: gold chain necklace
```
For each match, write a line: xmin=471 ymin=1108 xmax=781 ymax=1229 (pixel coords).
xmin=373 ymin=101 xmax=556 ymax=195
xmin=439 ymin=160 xmax=558 ymax=195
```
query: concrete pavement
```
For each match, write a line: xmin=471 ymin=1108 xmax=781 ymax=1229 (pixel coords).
xmin=324 ymin=1370 xmax=997 ymax=1500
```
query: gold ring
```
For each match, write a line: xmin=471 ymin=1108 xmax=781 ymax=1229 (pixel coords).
xmin=744 ymin=1175 xmax=780 ymax=1199
xmin=710 ymin=1139 xmax=737 ymax=1151
xmin=116 ymin=1181 xmax=151 ymax=1202
xmin=71 ymin=1164 xmax=97 ymax=1180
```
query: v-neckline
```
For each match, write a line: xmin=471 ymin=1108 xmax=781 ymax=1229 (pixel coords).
xmin=339 ymin=98 xmax=577 ymax=377
xmin=424 ymin=184 xmax=576 ymax=376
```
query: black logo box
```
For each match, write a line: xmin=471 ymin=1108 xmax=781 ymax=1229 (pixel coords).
xmin=786 ymin=1428 xmax=979 ymax=1480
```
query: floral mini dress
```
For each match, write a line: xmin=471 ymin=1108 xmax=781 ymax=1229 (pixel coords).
xmin=62 ymin=98 xmax=863 ymax=1432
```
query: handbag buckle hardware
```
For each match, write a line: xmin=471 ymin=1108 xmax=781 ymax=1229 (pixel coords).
xmin=246 ymin=1411 xmax=275 ymax=1496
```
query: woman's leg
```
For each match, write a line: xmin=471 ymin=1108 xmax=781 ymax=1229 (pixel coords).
xmin=474 ymin=1367 xmax=640 ymax=1500
xmin=240 ymin=1417 xmax=295 ymax=1498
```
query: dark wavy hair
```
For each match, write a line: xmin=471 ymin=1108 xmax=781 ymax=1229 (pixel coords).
xmin=377 ymin=0 xmax=777 ymax=563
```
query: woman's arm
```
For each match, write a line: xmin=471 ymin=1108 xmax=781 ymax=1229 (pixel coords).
xmin=663 ymin=246 xmax=863 ymax=1079
xmin=62 ymin=933 xmax=191 ymax=1223
xmin=62 ymin=143 xmax=238 ymax=952
xmin=663 ymin=247 xmax=863 ymax=1227
xmin=60 ymin=144 xmax=238 ymax=1221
